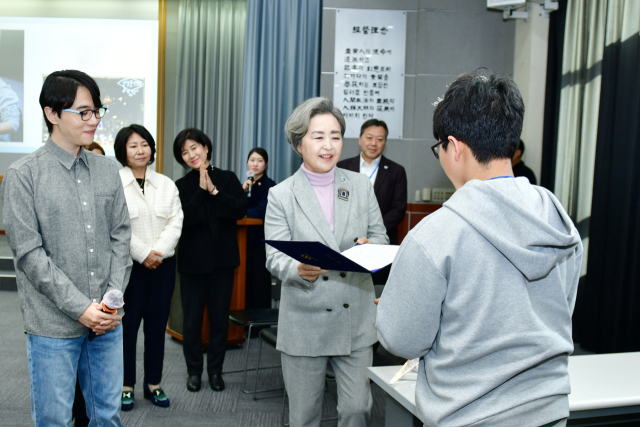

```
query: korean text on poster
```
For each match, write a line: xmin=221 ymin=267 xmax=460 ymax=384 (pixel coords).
xmin=333 ymin=9 xmax=406 ymax=139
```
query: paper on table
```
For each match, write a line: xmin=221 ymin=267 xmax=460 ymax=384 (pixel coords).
xmin=340 ymin=244 xmax=400 ymax=272
xmin=389 ymin=358 xmax=420 ymax=384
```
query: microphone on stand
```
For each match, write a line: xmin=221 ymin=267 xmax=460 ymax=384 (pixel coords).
xmin=88 ymin=289 xmax=125 ymax=341
xmin=246 ymin=170 xmax=255 ymax=198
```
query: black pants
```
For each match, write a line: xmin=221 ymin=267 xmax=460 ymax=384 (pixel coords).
xmin=122 ymin=256 xmax=176 ymax=387
xmin=180 ymin=268 xmax=235 ymax=377
xmin=245 ymin=246 xmax=272 ymax=309
xmin=72 ymin=376 xmax=89 ymax=426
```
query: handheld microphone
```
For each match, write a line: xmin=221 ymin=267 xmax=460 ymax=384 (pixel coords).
xmin=88 ymin=289 xmax=125 ymax=341
xmin=246 ymin=170 xmax=255 ymax=198
xmin=101 ymin=289 xmax=125 ymax=313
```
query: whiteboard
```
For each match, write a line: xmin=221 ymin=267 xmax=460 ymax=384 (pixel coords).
xmin=333 ymin=9 xmax=406 ymax=139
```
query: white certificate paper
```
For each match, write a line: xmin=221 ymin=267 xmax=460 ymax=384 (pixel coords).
xmin=340 ymin=244 xmax=400 ymax=272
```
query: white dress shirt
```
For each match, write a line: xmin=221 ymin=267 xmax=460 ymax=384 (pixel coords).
xmin=119 ymin=166 xmax=184 ymax=263
xmin=358 ymin=153 xmax=381 ymax=185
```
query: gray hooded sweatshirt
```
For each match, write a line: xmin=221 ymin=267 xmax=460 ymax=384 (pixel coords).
xmin=377 ymin=177 xmax=582 ymax=427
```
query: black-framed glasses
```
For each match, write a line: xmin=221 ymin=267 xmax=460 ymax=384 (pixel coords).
xmin=431 ymin=140 xmax=444 ymax=159
xmin=62 ymin=107 xmax=107 ymax=121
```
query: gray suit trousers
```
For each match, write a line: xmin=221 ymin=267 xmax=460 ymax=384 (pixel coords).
xmin=282 ymin=346 xmax=373 ymax=427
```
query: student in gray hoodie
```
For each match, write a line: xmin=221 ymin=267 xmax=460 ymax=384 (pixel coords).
xmin=376 ymin=69 xmax=582 ymax=427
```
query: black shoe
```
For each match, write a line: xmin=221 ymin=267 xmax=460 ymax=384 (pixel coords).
xmin=186 ymin=375 xmax=201 ymax=392
xmin=209 ymin=374 xmax=225 ymax=392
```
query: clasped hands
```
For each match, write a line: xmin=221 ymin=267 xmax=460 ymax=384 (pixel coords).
xmin=143 ymin=250 xmax=164 ymax=270
xmin=79 ymin=302 xmax=121 ymax=336
xmin=297 ymin=237 xmax=370 ymax=282
xmin=199 ymin=164 xmax=219 ymax=195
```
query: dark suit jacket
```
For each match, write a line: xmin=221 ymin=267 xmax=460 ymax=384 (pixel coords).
xmin=246 ymin=174 xmax=276 ymax=249
xmin=175 ymin=167 xmax=247 ymax=274
xmin=513 ymin=161 xmax=537 ymax=185
xmin=337 ymin=154 xmax=407 ymax=245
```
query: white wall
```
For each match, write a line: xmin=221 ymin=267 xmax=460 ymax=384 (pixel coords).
xmin=320 ymin=0 xmax=516 ymax=200
xmin=513 ymin=2 xmax=550 ymax=182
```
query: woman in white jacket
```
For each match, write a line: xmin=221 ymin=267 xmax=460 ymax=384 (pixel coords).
xmin=114 ymin=124 xmax=183 ymax=411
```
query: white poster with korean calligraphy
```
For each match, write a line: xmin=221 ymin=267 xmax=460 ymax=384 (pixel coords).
xmin=333 ymin=9 xmax=406 ymax=139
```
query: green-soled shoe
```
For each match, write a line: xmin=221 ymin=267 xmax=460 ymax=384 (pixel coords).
xmin=121 ymin=390 xmax=134 ymax=411
xmin=143 ymin=382 xmax=170 ymax=408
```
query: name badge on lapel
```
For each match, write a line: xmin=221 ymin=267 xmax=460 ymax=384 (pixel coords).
xmin=338 ymin=188 xmax=349 ymax=201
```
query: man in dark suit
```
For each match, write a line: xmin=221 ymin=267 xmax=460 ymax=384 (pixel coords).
xmin=512 ymin=139 xmax=537 ymax=184
xmin=337 ymin=119 xmax=408 ymax=246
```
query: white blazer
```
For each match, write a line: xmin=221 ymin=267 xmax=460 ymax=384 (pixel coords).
xmin=119 ymin=166 xmax=183 ymax=263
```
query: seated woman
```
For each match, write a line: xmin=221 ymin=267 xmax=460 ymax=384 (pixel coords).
xmin=265 ymin=98 xmax=389 ymax=426
xmin=173 ymin=128 xmax=247 ymax=393
xmin=241 ymin=148 xmax=276 ymax=310
xmin=114 ymin=124 xmax=184 ymax=410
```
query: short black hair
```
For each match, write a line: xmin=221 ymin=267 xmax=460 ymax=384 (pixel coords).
xmin=173 ymin=128 xmax=212 ymax=167
xmin=247 ymin=147 xmax=269 ymax=164
xmin=432 ymin=68 xmax=524 ymax=164
xmin=113 ymin=124 xmax=156 ymax=167
xmin=518 ymin=139 xmax=525 ymax=155
xmin=360 ymin=119 xmax=389 ymax=138
xmin=39 ymin=70 xmax=103 ymax=134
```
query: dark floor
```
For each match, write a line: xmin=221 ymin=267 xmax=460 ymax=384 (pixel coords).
xmin=0 ymin=290 xmax=403 ymax=427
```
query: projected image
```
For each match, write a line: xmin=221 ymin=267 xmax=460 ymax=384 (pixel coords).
xmin=0 ymin=29 xmax=25 ymax=143
xmin=41 ymin=76 xmax=146 ymax=146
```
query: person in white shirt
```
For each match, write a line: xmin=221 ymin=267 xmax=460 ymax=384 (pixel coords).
xmin=114 ymin=124 xmax=183 ymax=411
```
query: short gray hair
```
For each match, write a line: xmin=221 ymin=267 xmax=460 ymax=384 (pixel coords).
xmin=284 ymin=97 xmax=346 ymax=156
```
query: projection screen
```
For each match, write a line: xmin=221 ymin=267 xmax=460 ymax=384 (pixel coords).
xmin=0 ymin=17 xmax=158 ymax=158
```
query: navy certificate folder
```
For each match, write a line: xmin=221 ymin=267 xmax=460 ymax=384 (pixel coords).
xmin=264 ymin=240 xmax=373 ymax=273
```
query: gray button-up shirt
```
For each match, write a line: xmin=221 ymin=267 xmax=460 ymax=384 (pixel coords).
xmin=1 ymin=138 xmax=132 ymax=338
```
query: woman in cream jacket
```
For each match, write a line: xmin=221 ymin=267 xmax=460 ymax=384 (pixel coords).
xmin=114 ymin=124 xmax=183 ymax=411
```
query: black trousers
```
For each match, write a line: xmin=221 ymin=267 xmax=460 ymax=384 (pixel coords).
xmin=245 ymin=246 xmax=272 ymax=310
xmin=72 ymin=376 xmax=89 ymax=426
xmin=180 ymin=268 xmax=235 ymax=376
xmin=122 ymin=256 xmax=176 ymax=387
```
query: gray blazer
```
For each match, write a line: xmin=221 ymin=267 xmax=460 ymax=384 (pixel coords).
xmin=265 ymin=167 xmax=389 ymax=357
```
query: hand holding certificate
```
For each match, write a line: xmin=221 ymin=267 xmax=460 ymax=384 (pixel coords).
xmin=265 ymin=240 xmax=400 ymax=273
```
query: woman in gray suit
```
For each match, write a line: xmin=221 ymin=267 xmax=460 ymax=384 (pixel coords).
xmin=265 ymin=97 xmax=389 ymax=427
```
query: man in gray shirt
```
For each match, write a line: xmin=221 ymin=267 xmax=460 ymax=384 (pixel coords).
xmin=2 ymin=70 xmax=132 ymax=426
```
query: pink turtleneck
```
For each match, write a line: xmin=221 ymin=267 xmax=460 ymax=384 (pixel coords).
xmin=301 ymin=164 xmax=335 ymax=232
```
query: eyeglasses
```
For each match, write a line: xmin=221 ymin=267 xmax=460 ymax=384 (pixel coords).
xmin=62 ymin=107 xmax=107 ymax=121
xmin=431 ymin=140 xmax=444 ymax=159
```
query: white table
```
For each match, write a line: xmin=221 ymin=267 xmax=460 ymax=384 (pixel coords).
xmin=368 ymin=352 xmax=640 ymax=427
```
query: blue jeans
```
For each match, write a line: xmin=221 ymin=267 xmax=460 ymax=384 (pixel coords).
xmin=27 ymin=326 xmax=123 ymax=427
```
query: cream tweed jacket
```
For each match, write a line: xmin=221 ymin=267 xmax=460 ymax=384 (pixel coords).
xmin=119 ymin=166 xmax=183 ymax=263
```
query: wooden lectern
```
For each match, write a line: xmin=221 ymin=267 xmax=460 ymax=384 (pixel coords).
xmin=166 ymin=217 xmax=264 ymax=347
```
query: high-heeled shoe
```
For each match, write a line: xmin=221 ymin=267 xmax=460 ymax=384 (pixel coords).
xmin=143 ymin=382 xmax=170 ymax=408
xmin=121 ymin=390 xmax=134 ymax=411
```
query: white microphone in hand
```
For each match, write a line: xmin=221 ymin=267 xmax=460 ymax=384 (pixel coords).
xmin=246 ymin=170 xmax=255 ymax=198
xmin=88 ymin=289 xmax=125 ymax=341
xmin=101 ymin=289 xmax=125 ymax=313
